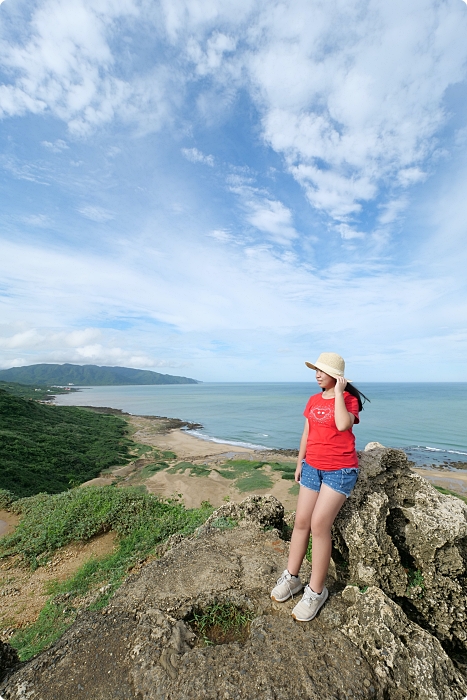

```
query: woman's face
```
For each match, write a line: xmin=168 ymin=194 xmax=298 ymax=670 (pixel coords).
xmin=315 ymin=369 xmax=336 ymax=391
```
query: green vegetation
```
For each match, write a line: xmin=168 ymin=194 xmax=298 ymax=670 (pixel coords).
xmin=11 ymin=598 xmax=78 ymax=661
xmin=0 ymin=488 xmax=16 ymax=509
xmin=139 ymin=462 xmax=168 ymax=478
xmin=0 ymin=363 xmax=198 ymax=386
xmin=210 ymin=516 xmax=237 ymax=529
xmin=433 ymin=485 xmax=467 ymax=504
xmin=215 ymin=459 xmax=273 ymax=492
xmin=306 ymin=538 xmax=312 ymax=562
xmin=0 ymin=485 xmax=211 ymax=567
xmin=235 ymin=472 xmax=273 ymax=492
xmin=269 ymin=461 xmax=297 ymax=478
xmin=166 ymin=457 xmax=299 ymax=493
xmin=215 ymin=459 xmax=266 ymax=479
xmin=288 ymin=483 xmax=300 ymax=496
xmin=0 ymin=389 xmax=132 ymax=497
xmin=0 ymin=380 xmax=77 ymax=401
xmin=406 ymin=568 xmax=425 ymax=598
xmin=168 ymin=462 xmax=211 ymax=477
xmin=187 ymin=601 xmax=255 ymax=646
xmin=2 ymin=486 xmax=213 ymax=659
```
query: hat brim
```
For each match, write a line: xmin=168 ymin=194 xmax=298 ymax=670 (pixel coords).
xmin=305 ymin=361 xmax=351 ymax=382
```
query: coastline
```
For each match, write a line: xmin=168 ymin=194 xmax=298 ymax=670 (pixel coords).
xmin=75 ymin=408 xmax=467 ymax=505
xmin=77 ymin=412 xmax=301 ymax=510
xmin=48 ymin=396 xmax=467 ymax=502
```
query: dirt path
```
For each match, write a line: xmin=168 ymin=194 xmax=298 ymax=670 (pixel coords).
xmin=0 ymin=532 xmax=117 ymax=639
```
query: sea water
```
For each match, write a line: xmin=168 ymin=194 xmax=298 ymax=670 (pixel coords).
xmin=53 ymin=382 xmax=467 ymax=467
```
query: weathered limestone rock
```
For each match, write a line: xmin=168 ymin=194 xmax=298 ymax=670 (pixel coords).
xmin=341 ymin=585 xmax=466 ymax=700
xmin=2 ymin=494 xmax=466 ymax=700
xmin=333 ymin=446 xmax=467 ymax=652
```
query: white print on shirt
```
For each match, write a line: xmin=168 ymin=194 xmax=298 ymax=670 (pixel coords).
xmin=309 ymin=404 xmax=334 ymax=425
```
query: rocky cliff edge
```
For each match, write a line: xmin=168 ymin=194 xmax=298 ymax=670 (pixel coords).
xmin=1 ymin=447 xmax=467 ymax=700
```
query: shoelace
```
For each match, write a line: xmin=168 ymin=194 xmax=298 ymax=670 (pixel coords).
xmin=277 ymin=571 xmax=299 ymax=599
xmin=302 ymin=586 xmax=321 ymax=605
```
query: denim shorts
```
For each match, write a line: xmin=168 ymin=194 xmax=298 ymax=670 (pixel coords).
xmin=300 ymin=460 xmax=358 ymax=498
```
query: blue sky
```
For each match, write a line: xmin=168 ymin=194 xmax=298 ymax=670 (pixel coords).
xmin=1 ymin=0 xmax=467 ymax=382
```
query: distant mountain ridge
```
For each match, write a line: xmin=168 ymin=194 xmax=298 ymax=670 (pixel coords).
xmin=0 ymin=363 xmax=199 ymax=386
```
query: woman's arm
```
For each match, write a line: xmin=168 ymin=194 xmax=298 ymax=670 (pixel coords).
xmin=334 ymin=376 xmax=356 ymax=431
xmin=294 ymin=419 xmax=309 ymax=482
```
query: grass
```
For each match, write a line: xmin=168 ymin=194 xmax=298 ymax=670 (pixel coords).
xmin=3 ymin=486 xmax=214 ymax=660
xmin=187 ymin=601 xmax=255 ymax=646
xmin=210 ymin=516 xmax=237 ymax=529
xmin=139 ymin=462 xmax=169 ymax=479
xmin=433 ymin=485 xmax=467 ymax=504
xmin=167 ymin=462 xmax=211 ymax=477
xmin=215 ymin=459 xmax=266 ymax=479
xmin=10 ymin=598 xmax=78 ymax=661
xmin=0 ymin=486 xmax=212 ymax=568
xmin=214 ymin=459 xmax=275 ymax=492
xmin=405 ymin=568 xmax=425 ymax=598
xmin=139 ymin=455 xmax=302 ymax=495
xmin=235 ymin=472 xmax=273 ymax=492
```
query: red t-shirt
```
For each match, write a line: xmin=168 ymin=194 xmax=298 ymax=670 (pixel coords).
xmin=303 ymin=392 xmax=359 ymax=471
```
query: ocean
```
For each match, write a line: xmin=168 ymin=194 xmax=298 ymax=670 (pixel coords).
xmin=53 ymin=382 xmax=467 ymax=467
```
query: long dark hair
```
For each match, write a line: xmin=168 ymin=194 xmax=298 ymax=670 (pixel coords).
xmin=344 ymin=382 xmax=370 ymax=412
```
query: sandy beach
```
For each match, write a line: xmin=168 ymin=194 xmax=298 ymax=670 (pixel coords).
xmin=79 ymin=414 xmax=300 ymax=510
xmin=78 ymin=413 xmax=467 ymax=509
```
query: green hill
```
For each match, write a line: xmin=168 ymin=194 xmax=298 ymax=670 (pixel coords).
xmin=0 ymin=389 xmax=132 ymax=498
xmin=0 ymin=363 xmax=199 ymax=386
xmin=0 ymin=380 xmax=77 ymax=401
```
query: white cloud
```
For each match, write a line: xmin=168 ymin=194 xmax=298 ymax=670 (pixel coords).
xmin=181 ymin=147 xmax=215 ymax=166
xmin=78 ymin=205 xmax=114 ymax=222
xmin=41 ymin=139 xmax=68 ymax=152
xmin=242 ymin=0 xmax=467 ymax=229
xmin=378 ymin=198 xmax=408 ymax=226
xmin=186 ymin=31 xmax=236 ymax=76
xmin=21 ymin=214 xmax=51 ymax=227
xmin=0 ymin=0 xmax=177 ymax=135
xmin=335 ymin=224 xmax=365 ymax=241
xmin=0 ymin=329 xmax=45 ymax=349
xmin=209 ymin=229 xmax=232 ymax=242
xmin=246 ymin=198 xmax=297 ymax=245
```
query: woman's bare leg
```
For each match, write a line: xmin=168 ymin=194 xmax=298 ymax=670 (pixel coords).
xmin=309 ymin=484 xmax=346 ymax=593
xmin=287 ymin=486 xmax=319 ymax=576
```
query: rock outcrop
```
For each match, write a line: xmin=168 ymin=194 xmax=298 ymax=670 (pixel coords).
xmin=2 ymin=450 xmax=467 ymax=700
xmin=0 ymin=641 xmax=19 ymax=683
xmin=333 ymin=446 xmax=467 ymax=654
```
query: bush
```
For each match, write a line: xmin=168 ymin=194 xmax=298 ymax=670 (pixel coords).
xmin=0 ymin=486 xmax=213 ymax=568
xmin=0 ymin=390 xmax=132 ymax=497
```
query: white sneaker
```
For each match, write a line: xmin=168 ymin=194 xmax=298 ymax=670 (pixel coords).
xmin=271 ymin=569 xmax=303 ymax=602
xmin=291 ymin=585 xmax=328 ymax=621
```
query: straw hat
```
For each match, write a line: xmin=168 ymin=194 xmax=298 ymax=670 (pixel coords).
xmin=305 ymin=352 xmax=350 ymax=380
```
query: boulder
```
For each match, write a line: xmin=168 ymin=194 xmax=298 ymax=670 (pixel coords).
xmin=332 ymin=446 xmax=467 ymax=652
xmin=341 ymin=585 xmax=466 ymax=700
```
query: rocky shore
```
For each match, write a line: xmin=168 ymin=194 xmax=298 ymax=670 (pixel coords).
xmin=2 ymin=445 xmax=467 ymax=699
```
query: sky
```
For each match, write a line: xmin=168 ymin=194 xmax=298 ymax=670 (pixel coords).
xmin=1 ymin=0 xmax=467 ymax=382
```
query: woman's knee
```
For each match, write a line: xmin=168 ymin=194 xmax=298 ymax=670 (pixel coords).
xmin=294 ymin=513 xmax=312 ymax=532
xmin=310 ymin=514 xmax=332 ymax=538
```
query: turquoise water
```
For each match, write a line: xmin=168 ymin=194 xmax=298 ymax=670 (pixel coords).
xmin=53 ymin=382 xmax=467 ymax=466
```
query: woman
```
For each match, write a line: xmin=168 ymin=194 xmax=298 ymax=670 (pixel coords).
xmin=271 ymin=352 xmax=369 ymax=621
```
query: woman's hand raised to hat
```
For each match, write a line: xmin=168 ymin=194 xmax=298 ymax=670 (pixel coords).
xmin=334 ymin=376 xmax=348 ymax=395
